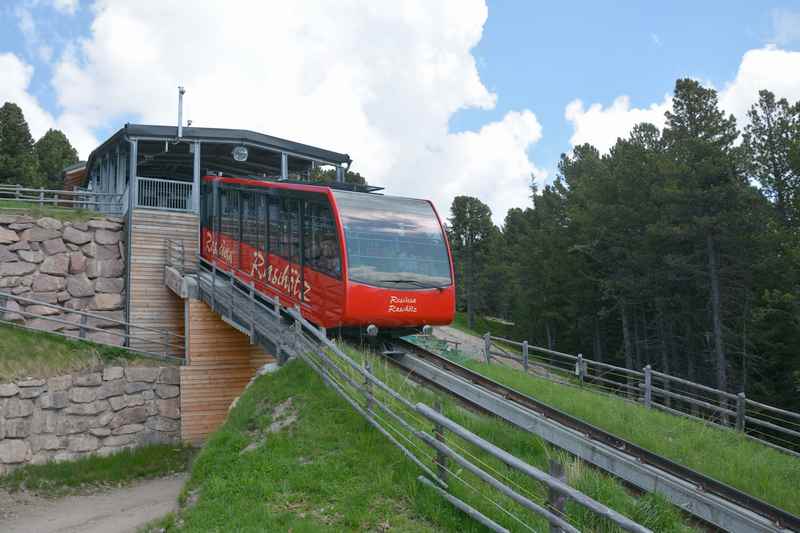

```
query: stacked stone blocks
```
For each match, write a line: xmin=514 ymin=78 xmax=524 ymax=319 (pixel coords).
xmin=0 ymin=215 xmax=126 ymax=343
xmin=0 ymin=366 xmax=180 ymax=473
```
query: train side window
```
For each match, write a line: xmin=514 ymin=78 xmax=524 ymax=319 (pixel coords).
xmin=241 ymin=191 xmax=259 ymax=250
xmin=268 ymin=196 xmax=283 ymax=258
xmin=221 ymin=187 xmax=240 ymax=241
xmin=303 ymin=200 xmax=341 ymax=278
xmin=258 ymin=193 xmax=268 ymax=257
xmin=284 ymin=198 xmax=301 ymax=265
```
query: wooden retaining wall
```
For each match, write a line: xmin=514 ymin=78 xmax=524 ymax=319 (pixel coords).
xmin=128 ymin=208 xmax=198 ymax=355
xmin=180 ymin=299 xmax=274 ymax=443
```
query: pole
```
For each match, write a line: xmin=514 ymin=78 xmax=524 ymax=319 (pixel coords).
xmin=736 ymin=392 xmax=746 ymax=432
xmin=484 ymin=333 xmax=491 ymax=364
xmin=522 ymin=340 xmax=529 ymax=372
xmin=548 ymin=459 xmax=567 ymax=533
xmin=434 ymin=398 xmax=447 ymax=483
xmin=644 ymin=365 xmax=652 ymax=408
xmin=576 ymin=354 xmax=584 ymax=387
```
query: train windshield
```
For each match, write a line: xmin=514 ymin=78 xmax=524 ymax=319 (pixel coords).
xmin=333 ymin=191 xmax=452 ymax=289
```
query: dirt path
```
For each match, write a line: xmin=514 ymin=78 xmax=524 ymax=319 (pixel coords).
xmin=0 ymin=474 xmax=186 ymax=533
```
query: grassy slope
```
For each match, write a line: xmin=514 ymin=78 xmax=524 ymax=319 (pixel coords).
xmin=0 ymin=444 xmax=193 ymax=498
xmin=411 ymin=331 xmax=800 ymax=515
xmin=0 ymin=324 xmax=165 ymax=382
xmin=161 ymin=355 xmax=693 ymax=532
xmin=0 ymin=200 xmax=99 ymax=222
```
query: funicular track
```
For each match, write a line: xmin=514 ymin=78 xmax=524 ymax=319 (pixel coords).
xmin=389 ymin=339 xmax=799 ymax=533
xmin=186 ymin=259 xmax=797 ymax=532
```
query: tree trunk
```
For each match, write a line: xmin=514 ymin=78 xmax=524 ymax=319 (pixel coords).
xmin=593 ymin=315 xmax=603 ymax=363
xmin=621 ymin=303 xmax=635 ymax=396
xmin=467 ymin=245 xmax=475 ymax=329
xmin=633 ymin=311 xmax=642 ymax=370
xmin=686 ymin=322 xmax=698 ymax=416
xmin=707 ymin=233 xmax=728 ymax=392
xmin=657 ymin=312 xmax=671 ymax=408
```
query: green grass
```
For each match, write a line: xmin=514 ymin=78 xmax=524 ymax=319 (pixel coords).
xmin=0 ymin=444 xmax=194 ymax=498
xmin=409 ymin=335 xmax=800 ymax=516
xmin=451 ymin=311 xmax=515 ymax=339
xmin=0 ymin=199 xmax=100 ymax=222
xmin=0 ymin=324 xmax=167 ymax=382
xmin=157 ymin=351 xmax=694 ymax=532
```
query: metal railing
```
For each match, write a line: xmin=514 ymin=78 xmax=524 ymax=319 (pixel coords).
xmin=477 ymin=333 xmax=800 ymax=456
xmin=193 ymin=256 xmax=651 ymax=532
xmin=136 ymin=177 xmax=193 ymax=211
xmin=0 ymin=291 xmax=185 ymax=363
xmin=0 ymin=184 xmax=124 ymax=214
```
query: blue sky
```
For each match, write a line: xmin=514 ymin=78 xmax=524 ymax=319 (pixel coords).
xmin=451 ymin=1 xmax=799 ymax=178
xmin=1 ymin=1 xmax=799 ymax=221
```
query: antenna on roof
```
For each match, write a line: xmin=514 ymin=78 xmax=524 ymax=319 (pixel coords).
xmin=177 ymin=86 xmax=186 ymax=139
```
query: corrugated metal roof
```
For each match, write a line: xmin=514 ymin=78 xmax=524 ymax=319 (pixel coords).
xmin=86 ymin=123 xmax=352 ymax=174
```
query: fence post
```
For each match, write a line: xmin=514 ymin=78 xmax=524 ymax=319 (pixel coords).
xmin=736 ymin=392 xmax=746 ymax=432
xmin=273 ymin=295 xmax=281 ymax=317
xmin=576 ymin=353 xmax=584 ymax=387
xmin=79 ymin=313 xmax=87 ymax=339
xmin=211 ymin=262 xmax=216 ymax=311
xmin=15 ymin=184 xmax=20 ymax=200
xmin=248 ymin=283 xmax=255 ymax=344
xmin=644 ymin=365 xmax=652 ymax=408
xmin=547 ymin=459 xmax=567 ymax=533
xmin=522 ymin=340 xmax=529 ymax=372
xmin=434 ymin=398 xmax=448 ymax=483
xmin=38 ymin=187 xmax=44 ymax=207
xmin=73 ymin=186 xmax=79 ymax=209
xmin=364 ymin=360 xmax=374 ymax=413
xmin=483 ymin=333 xmax=491 ymax=364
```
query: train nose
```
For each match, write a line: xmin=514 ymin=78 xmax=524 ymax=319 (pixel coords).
xmin=366 ymin=324 xmax=379 ymax=337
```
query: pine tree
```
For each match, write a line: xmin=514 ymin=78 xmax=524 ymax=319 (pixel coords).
xmin=34 ymin=128 xmax=79 ymax=186
xmin=0 ymin=102 xmax=40 ymax=186
xmin=448 ymin=196 xmax=495 ymax=328
xmin=743 ymin=90 xmax=800 ymax=226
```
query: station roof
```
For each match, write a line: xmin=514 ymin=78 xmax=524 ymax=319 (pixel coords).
xmin=86 ymin=123 xmax=352 ymax=175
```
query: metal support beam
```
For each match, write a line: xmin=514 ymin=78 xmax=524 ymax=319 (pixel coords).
xmin=281 ymin=152 xmax=288 ymax=179
xmin=128 ymin=139 xmax=138 ymax=210
xmin=192 ymin=141 xmax=201 ymax=213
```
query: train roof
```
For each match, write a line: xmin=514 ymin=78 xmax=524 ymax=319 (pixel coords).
xmin=208 ymin=173 xmax=384 ymax=194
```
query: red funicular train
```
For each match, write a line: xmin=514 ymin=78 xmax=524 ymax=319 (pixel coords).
xmin=199 ymin=175 xmax=455 ymax=336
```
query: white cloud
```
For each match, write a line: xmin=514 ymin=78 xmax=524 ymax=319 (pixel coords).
xmin=0 ymin=52 xmax=97 ymax=152
xmin=565 ymin=46 xmax=800 ymax=153
xmin=772 ymin=8 xmax=800 ymax=46
xmin=33 ymin=0 xmax=542 ymax=223
xmin=49 ymin=0 xmax=78 ymax=15
xmin=14 ymin=5 xmax=52 ymax=62
xmin=718 ymin=46 xmax=800 ymax=121
xmin=650 ymin=33 xmax=662 ymax=47
xmin=564 ymin=95 xmax=671 ymax=153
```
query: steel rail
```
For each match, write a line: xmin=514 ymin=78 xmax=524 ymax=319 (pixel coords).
xmin=395 ymin=339 xmax=799 ymax=533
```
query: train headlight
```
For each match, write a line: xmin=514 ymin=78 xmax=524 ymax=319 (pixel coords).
xmin=422 ymin=325 xmax=433 ymax=336
xmin=366 ymin=324 xmax=379 ymax=337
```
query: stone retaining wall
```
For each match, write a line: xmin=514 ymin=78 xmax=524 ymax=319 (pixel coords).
xmin=0 ymin=366 xmax=180 ymax=474
xmin=0 ymin=214 xmax=126 ymax=343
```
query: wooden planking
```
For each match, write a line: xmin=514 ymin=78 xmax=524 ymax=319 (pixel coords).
xmin=128 ymin=208 xmax=199 ymax=355
xmin=180 ymin=299 xmax=274 ymax=443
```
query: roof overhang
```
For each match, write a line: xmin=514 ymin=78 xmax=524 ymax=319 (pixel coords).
xmin=86 ymin=123 xmax=352 ymax=177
